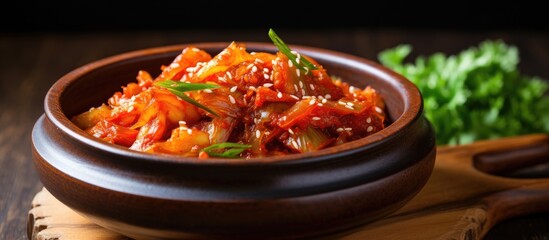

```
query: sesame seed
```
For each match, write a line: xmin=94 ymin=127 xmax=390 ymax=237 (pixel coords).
xmin=345 ymin=127 xmax=353 ymax=131
xmin=301 ymin=89 xmax=306 ymax=96
xmin=204 ymin=89 xmax=213 ymax=93
xmin=346 ymin=102 xmax=354 ymax=107
xmin=252 ymin=66 xmax=258 ymax=72
xmin=131 ymin=95 xmax=136 ymax=101
xmin=272 ymin=60 xmax=277 ymax=65
xmin=296 ymin=58 xmax=300 ymax=64
xmin=186 ymin=67 xmax=196 ymax=72
xmin=296 ymin=53 xmax=301 ymax=59
xmin=291 ymin=50 xmax=298 ymax=55
xmin=188 ymin=72 xmax=194 ymax=77
xmin=317 ymin=103 xmax=323 ymax=106
xmin=349 ymin=86 xmax=357 ymax=92
xmin=180 ymin=126 xmax=188 ymax=131
xmin=338 ymin=101 xmax=347 ymax=106
xmin=345 ymin=105 xmax=354 ymax=110
xmin=179 ymin=120 xmax=186 ymax=125
xmin=336 ymin=128 xmax=344 ymax=132
xmin=288 ymin=60 xmax=294 ymax=68
xmin=230 ymin=86 xmax=238 ymax=93
xmin=254 ymin=118 xmax=259 ymax=124
xmin=265 ymin=131 xmax=270 ymax=135
xmin=277 ymin=92 xmax=283 ymax=98
xmin=251 ymin=52 xmax=256 ymax=55
xmin=127 ymin=106 xmax=134 ymax=112
xmin=296 ymin=69 xmax=300 ymax=77
xmin=322 ymin=99 xmax=327 ymax=104
xmin=291 ymin=140 xmax=299 ymax=149
xmin=192 ymin=48 xmax=200 ymax=52
xmin=249 ymin=86 xmax=257 ymax=91
xmin=290 ymin=95 xmax=299 ymax=100
xmin=263 ymin=68 xmax=269 ymax=73
xmin=187 ymin=129 xmax=193 ymax=134
xmin=247 ymin=64 xmax=254 ymax=70
xmin=312 ymin=117 xmax=321 ymax=120
xmin=256 ymin=130 xmax=261 ymax=138
xmin=375 ymin=107 xmax=383 ymax=113
xmin=281 ymin=116 xmax=287 ymax=121
xmin=302 ymin=96 xmax=311 ymax=99
xmin=294 ymin=84 xmax=299 ymax=92
xmin=299 ymin=81 xmax=304 ymax=88
xmin=367 ymin=117 xmax=372 ymax=123
xmin=217 ymin=76 xmax=226 ymax=82
xmin=170 ymin=63 xmax=180 ymax=68
xmin=309 ymin=99 xmax=316 ymax=105
xmin=288 ymin=129 xmax=294 ymax=135
xmin=325 ymin=94 xmax=331 ymax=99
xmin=226 ymin=72 xmax=232 ymax=79
xmin=243 ymin=98 xmax=247 ymax=105
xmin=255 ymin=58 xmax=264 ymax=63
xmin=264 ymin=74 xmax=270 ymax=79
xmin=367 ymin=126 xmax=374 ymax=132
xmin=229 ymin=95 xmax=236 ymax=104
xmin=263 ymin=83 xmax=274 ymax=88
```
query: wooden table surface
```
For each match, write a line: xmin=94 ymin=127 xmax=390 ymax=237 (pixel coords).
xmin=1 ymin=29 xmax=548 ymax=239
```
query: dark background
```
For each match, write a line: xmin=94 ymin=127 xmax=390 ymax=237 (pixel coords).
xmin=1 ymin=2 xmax=548 ymax=240
xmin=1 ymin=2 xmax=547 ymax=33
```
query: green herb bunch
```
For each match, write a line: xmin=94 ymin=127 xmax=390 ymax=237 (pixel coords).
xmin=379 ymin=40 xmax=549 ymax=145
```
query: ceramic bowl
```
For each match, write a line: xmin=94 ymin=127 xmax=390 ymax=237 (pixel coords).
xmin=32 ymin=43 xmax=436 ymax=239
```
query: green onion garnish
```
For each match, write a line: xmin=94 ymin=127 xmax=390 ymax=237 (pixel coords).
xmin=268 ymin=28 xmax=318 ymax=74
xmin=202 ymin=142 xmax=252 ymax=158
xmin=155 ymin=80 xmax=220 ymax=117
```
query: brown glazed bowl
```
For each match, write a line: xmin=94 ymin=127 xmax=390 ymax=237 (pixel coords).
xmin=32 ymin=43 xmax=436 ymax=239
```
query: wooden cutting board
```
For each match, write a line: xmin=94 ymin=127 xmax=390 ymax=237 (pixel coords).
xmin=28 ymin=134 xmax=549 ymax=240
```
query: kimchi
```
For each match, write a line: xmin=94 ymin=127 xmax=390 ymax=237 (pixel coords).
xmin=71 ymin=30 xmax=386 ymax=158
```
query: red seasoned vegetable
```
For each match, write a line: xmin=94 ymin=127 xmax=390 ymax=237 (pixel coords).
xmin=71 ymin=30 xmax=386 ymax=158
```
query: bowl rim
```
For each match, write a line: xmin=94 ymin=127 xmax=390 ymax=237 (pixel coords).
xmin=44 ymin=42 xmax=423 ymax=166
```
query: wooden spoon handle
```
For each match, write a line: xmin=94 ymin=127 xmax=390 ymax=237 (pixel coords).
xmin=470 ymin=135 xmax=549 ymax=237
xmin=481 ymin=185 xmax=549 ymax=235
xmin=473 ymin=142 xmax=549 ymax=176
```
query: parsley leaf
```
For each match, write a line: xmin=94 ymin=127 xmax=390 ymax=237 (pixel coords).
xmin=379 ymin=40 xmax=549 ymax=145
